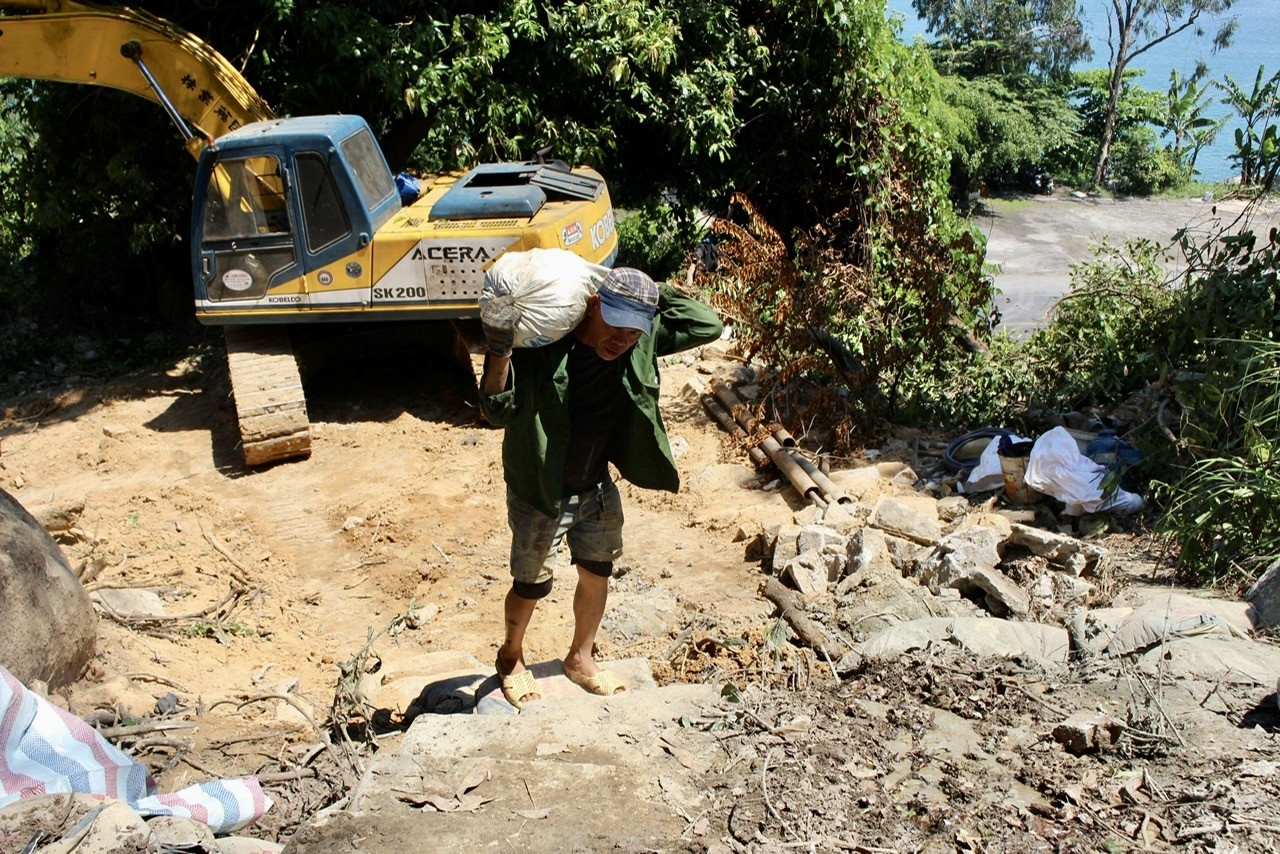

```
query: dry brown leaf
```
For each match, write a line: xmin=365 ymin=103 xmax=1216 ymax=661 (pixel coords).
xmin=455 ymin=763 xmax=489 ymax=797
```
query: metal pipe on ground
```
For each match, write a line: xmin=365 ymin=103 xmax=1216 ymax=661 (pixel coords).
xmin=708 ymin=377 xmax=762 ymax=434
xmin=773 ymin=427 xmax=797 ymax=448
xmin=700 ymin=395 xmax=769 ymax=467
xmin=788 ymin=450 xmax=853 ymax=505
xmin=709 ymin=379 xmax=824 ymax=505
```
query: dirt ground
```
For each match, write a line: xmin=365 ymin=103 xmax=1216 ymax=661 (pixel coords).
xmin=1 ymin=328 xmax=783 ymax=840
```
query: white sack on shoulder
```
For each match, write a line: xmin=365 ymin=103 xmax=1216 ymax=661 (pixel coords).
xmin=480 ymin=248 xmax=609 ymax=348
xmin=1024 ymin=426 xmax=1142 ymax=515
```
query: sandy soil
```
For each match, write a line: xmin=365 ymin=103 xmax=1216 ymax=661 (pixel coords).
xmin=2 ymin=329 xmax=782 ymax=831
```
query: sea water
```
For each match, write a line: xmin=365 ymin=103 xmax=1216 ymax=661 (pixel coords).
xmin=885 ymin=0 xmax=1276 ymax=182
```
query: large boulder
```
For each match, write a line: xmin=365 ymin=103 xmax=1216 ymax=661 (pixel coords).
xmin=0 ymin=488 xmax=96 ymax=688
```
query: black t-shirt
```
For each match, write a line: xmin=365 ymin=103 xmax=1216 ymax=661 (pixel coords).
xmin=562 ymin=340 xmax=626 ymax=493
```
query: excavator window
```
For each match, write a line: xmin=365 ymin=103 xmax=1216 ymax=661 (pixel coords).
xmin=339 ymin=128 xmax=396 ymax=211
xmin=202 ymin=156 xmax=292 ymax=241
xmin=200 ymin=155 xmax=298 ymax=301
xmin=295 ymin=152 xmax=351 ymax=253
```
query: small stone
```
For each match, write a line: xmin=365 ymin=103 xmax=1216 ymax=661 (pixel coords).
xmin=770 ymin=524 xmax=803 ymax=568
xmin=797 ymin=524 xmax=847 ymax=556
xmin=681 ymin=377 xmax=708 ymax=401
xmin=819 ymin=502 xmax=859 ymax=531
xmin=792 ymin=504 xmax=825 ymax=526
xmin=92 ymin=588 xmax=167 ymax=619
xmin=102 ymin=424 xmax=133 ymax=438
xmin=406 ymin=603 xmax=440 ymax=628
xmin=936 ymin=496 xmax=969 ymax=522
xmin=781 ymin=551 xmax=829 ymax=597
xmin=1052 ymin=711 xmax=1124 ymax=754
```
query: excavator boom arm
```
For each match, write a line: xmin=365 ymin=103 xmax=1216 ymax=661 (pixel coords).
xmin=0 ymin=0 xmax=274 ymax=155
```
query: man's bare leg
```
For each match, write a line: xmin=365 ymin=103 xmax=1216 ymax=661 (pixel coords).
xmin=497 ymin=588 xmax=541 ymax=704
xmin=563 ymin=566 xmax=622 ymax=689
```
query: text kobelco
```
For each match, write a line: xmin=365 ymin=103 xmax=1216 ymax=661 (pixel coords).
xmin=590 ymin=209 xmax=616 ymax=250
xmin=410 ymin=245 xmax=496 ymax=262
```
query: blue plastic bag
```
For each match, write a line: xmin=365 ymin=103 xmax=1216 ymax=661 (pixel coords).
xmin=395 ymin=172 xmax=421 ymax=205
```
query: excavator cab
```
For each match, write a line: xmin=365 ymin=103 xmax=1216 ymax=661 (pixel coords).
xmin=191 ymin=115 xmax=401 ymax=323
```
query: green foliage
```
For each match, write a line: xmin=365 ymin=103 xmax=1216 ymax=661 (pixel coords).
xmin=1156 ymin=337 xmax=1280 ymax=586
xmin=0 ymin=85 xmax=27 ymax=254
xmin=1216 ymin=65 xmax=1280 ymax=186
xmin=698 ymin=4 xmax=992 ymax=443
xmin=1162 ymin=66 xmax=1224 ymax=176
xmin=933 ymin=74 xmax=1080 ymax=191
xmin=1056 ymin=68 xmax=1177 ymax=193
xmin=911 ymin=0 xmax=1091 ymax=79
xmin=1110 ymin=127 xmax=1189 ymax=195
xmin=895 ymin=331 xmax=1037 ymax=427
xmin=1021 ymin=239 xmax=1177 ymax=409
xmin=615 ymin=205 xmax=708 ymax=283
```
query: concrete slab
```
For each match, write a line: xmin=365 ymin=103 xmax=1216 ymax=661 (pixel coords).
xmin=285 ymin=663 xmax=726 ymax=853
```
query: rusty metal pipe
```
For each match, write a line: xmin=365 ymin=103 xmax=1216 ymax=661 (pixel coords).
xmin=762 ymin=435 xmax=824 ymax=505
xmin=709 ymin=378 xmax=823 ymax=504
xmin=788 ymin=450 xmax=853 ymax=505
xmin=701 ymin=394 xmax=768 ymax=467
xmin=773 ymin=427 xmax=797 ymax=448
xmin=709 ymin=377 xmax=761 ymax=434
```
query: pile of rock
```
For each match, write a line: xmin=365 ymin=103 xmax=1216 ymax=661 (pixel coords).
xmin=739 ymin=461 xmax=1280 ymax=689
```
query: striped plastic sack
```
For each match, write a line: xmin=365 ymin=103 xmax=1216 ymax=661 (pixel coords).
xmin=0 ymin=665 xmax=272 ymax=834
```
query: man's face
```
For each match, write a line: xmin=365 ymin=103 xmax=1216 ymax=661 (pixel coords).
xmin=576 ymin=296 xmax=643 ymax=360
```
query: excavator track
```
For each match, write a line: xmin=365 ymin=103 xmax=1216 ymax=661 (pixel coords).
xmin=223 ymin=326 xmax=311 ymax=466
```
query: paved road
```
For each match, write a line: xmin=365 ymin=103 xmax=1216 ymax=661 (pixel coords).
xmin=979 ymin=193 xmax=1278 ymax=336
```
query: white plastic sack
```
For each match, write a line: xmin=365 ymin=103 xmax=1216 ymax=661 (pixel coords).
xmin=1024 ymin=426 xmax=1143 ymax=515
xmin=480 ymin=248 xmax=609 ymax=349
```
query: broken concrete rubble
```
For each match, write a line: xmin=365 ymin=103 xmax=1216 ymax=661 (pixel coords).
xmin=916 ymin=527 xmax=1029 ymax=618
xmin=796 ymin=524 xmax=848 ymax=557
xmin=845 ymin=526 xmax=894 ymax=582
xmin=1008 ymin=523 xmax=1107 ymax=575
xmin=870 ymin=496 xmax=942 ymax=545
xmin=781 ymin=550 xmax=832 ymax=597
xmin=1031 ymin=572 xmax=1094 ymax=611
xmin=858 ymin=617 xmax=1070 ymax=666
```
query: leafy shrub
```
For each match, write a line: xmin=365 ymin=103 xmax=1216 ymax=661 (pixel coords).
xmin=1107 ymin=127 xmax=1186 ymax=195
xmin=894 ymin=331 xmax=1038 ymax=428
xmin=1156 ymin=336 xmax=1280 ymax=587
xmin=615 ymin=204 xmax=707 ymax=282
xmin=1020 ymin=238 xmax=1176 ymax=410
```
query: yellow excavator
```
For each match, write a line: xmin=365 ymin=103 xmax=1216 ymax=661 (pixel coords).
xmin=0 ymin=1 xmax=619 ymax=464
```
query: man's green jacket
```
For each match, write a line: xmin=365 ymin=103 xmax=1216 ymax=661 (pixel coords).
xmin=479 ymin=283 xmax=723 ymax=518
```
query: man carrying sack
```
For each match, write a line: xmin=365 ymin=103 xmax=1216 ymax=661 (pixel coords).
xmin=478 ymin=267 xmax=722 ymax=708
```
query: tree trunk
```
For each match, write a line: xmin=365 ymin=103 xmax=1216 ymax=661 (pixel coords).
xmin=1092 ymin=2 xmax=1138 ymax=188
xmin=1092 ymin=66 xmax=1124 ymax=187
